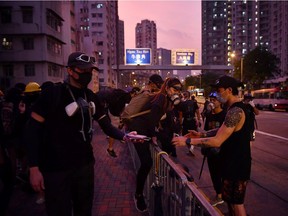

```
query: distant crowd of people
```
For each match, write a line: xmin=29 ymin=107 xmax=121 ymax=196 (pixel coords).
xmin=0 ymin=51 xmax=259 ymax=216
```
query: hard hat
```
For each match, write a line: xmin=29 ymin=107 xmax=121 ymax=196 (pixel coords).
xmin=24 ymin=82 xmax=41 ymax=93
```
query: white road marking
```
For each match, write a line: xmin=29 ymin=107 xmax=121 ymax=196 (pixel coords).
xmin=255 ymin=130 xmax=288 ymax=141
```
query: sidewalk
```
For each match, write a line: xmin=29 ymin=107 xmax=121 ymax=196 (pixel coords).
xmin=6 ymin=125 xmax=143 ymax=216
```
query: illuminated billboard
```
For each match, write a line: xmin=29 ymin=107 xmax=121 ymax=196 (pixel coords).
xmin=125 ymin=48 xmax=151 ymax=65
xmin=172 ymin=49 xmax=198 ymax=65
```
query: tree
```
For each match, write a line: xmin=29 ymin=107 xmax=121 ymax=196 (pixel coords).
xmin=233 ymin=46 xmax=280 ymax=88
xmin=184 ymin=72 xmax=220 ymax=96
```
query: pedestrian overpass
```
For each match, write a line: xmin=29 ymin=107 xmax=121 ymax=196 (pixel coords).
xmin=112 ymin=64 xmax=233 ymax=71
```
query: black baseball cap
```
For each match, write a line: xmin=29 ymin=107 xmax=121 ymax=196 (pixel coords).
xmin=67 ymin=52 xmax=99 ymax=70
xmin=211 ymin=75 xmax=243 ymax=89
xmin=149 ymin=74 xmax=164 ymax=89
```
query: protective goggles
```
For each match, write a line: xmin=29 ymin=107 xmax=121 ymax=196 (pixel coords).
xmin=171 ymin=85 xmax=182 ymax=91
xmin=76 ymin=54 xmax=96 ymax=64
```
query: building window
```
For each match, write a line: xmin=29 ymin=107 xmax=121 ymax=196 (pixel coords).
xmin=22 ymin=37 xmax=34 ymax=50
xmin=2 ymin=64 xmax=14 ymax=77
xmin=97 ymin=41 xmax=103 ymax=46
xmin=92 ymin=31 xmax=103 ymax=36
xmin=46 ymin=9 xmax=62 ymax=32
xmin=21 ymin=6 xmax=33 ymax=23
xmin=92 ymin=22 xmax=103 ymax=27
xmin=97 ymin=3 xmax=103 ymax=9
xmin=1 ymin=37 xmax=13 ymax=50
xmin=47 ymin=37 xmax=62 ymax=54
xmin=48 ymin=63 xmax=62 ymax=78
xmin=24 ymin=64 xmax=35 ymax=76
xmin=0 ymin=7 xmax=12 ymax=23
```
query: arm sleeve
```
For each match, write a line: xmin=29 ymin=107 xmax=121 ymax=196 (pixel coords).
xmin=97 ymin=115 xmax=125 ymax=140
xmin=93 ymin=92 xmax=125 ymax=140
xmin=24 ymin=117 xmax=44 ymax=167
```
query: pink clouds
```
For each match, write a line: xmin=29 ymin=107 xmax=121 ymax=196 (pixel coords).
xmin=118 ymin=0 xmax=201 ymax=52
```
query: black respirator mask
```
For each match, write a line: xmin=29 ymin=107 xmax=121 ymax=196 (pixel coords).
xmin=170 ymin=94 xmax=181 ymax=105
xmin=73 ymin=70 xmax=92 ymax=87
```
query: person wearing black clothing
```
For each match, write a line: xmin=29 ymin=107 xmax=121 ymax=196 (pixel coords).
xmin=173 ymin=76 xmax=251 ymax=216
xmin=96 ymin=88 xmax=132 ymax=157
xmin=157 ymin=107 xmax=181 ymax=157
xmin=242 ymin=93 xmax=259 ymax=143
xmin=202 ymin=92 xmax=226 ymax=206
xmin=179 ymin=91 xmax=201 ymax=155
xmin=24 ymin=52 xmax=130 ymax=216
xmin=127 ymin=77 xmax=182 ymax=212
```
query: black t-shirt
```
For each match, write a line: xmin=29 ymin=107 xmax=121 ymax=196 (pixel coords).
xmin=204 ymin=110 xmax=226 ymax=131
xmin=30 ymin=83 xmax=124 ymax=171
xmin=220 ymin=102 xmax=251 ymax=180
xmin=179 ymin=100 xmax=199 ymax=122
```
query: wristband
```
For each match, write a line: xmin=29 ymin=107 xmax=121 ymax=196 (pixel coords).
xmin=185 ymin=138 xmax=191 ymax=147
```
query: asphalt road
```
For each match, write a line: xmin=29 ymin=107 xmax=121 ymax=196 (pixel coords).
xmin=176 ymin=109 xmax=288 ymax=216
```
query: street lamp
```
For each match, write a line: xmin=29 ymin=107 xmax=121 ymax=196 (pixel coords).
xmin=240 ymin=57 xmax=244 ymax=82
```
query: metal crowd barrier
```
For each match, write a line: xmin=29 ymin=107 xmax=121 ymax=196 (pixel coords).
xmin=127 ymin=140 xmax=222 ymax=216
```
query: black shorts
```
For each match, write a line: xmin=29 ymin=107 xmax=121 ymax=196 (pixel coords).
xmin=222 ymin=179 xmax=248 ymax=204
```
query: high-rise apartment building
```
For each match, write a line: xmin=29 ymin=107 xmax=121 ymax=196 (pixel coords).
xmin=0 ymin=1 xmax=76 ymax=89
xmin=202 ymin=0 xmax=288 ymax=77
xmin=134 ymin=19 xmax=158 ymax=85
xmin=135 ymin=19 xmax=157 ymax=65
xmin=75 ymin=1 xmax=122 ymax=90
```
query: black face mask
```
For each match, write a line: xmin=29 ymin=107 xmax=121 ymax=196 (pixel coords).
xmin=73 ymin=71 xmax=92 ymax=87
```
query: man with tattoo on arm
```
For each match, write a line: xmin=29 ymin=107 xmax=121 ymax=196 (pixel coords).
xmin=173 ymin=76 xmax=250 ymax=216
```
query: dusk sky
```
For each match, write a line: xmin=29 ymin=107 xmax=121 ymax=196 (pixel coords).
xmin=118 ymin=0 xmax=202 ymax=57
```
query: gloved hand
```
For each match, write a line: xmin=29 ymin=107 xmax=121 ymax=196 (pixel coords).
xmin=249 ymin=100 xmax=255 ymax=107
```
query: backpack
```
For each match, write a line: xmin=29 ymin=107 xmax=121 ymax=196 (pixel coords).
xmin=0 ymin=101 xmax=15 ymax=137
xmin=121 ymin=90 xmax=155 ymax=124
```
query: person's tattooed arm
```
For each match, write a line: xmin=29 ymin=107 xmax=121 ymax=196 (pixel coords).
xmin=224 ymin=106 xmax=242 ymax=128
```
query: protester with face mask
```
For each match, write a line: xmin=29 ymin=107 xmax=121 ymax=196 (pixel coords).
xmin=24 ymin=52 xmax=132 ymax=216
xmin=201 ymin=92 xmax=226 ymax=207
xmin=127 ymin=77 xmax=182 ymax=212
xmin=178 ymin=91 xmax=201 ymax=156
xmin=173 ymin=75 xmax=250 ymax=216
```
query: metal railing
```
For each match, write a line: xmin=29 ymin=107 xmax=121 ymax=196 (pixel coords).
xmin=127 ymin=140 xmax=222 ymax=216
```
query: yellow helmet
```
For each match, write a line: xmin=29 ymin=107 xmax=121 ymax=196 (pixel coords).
xmin=24 ymin=82 xmax=41 ymax=93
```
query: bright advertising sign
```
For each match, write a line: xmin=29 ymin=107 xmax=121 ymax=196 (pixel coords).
xmin=172 ymin=49 xmax=198 ymax=65
xmin=176 ymin=51 xmax=194 ymax=64
xmin=125 ymin=48 xmax=151 ymax=65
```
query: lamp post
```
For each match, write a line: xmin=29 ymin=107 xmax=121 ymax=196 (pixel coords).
xmin=240 ymin=57 xmax=244 ymax=82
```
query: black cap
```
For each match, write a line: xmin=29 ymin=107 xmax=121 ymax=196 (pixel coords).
xmin=149 ymin=74 xmax=164 ymax=89
xmin=67 ymin=52 xmax=99 ymax=70
xmin=211 ymin=75 xmax=243 ymax=89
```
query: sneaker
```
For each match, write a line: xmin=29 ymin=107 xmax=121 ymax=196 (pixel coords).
xmin=107 ymin=149 xmax=117 ymax=158
xmin=211 ymin=196 xmax=224 ymax=206
xmin=134 ymin=194 xmax=147 ymax=212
